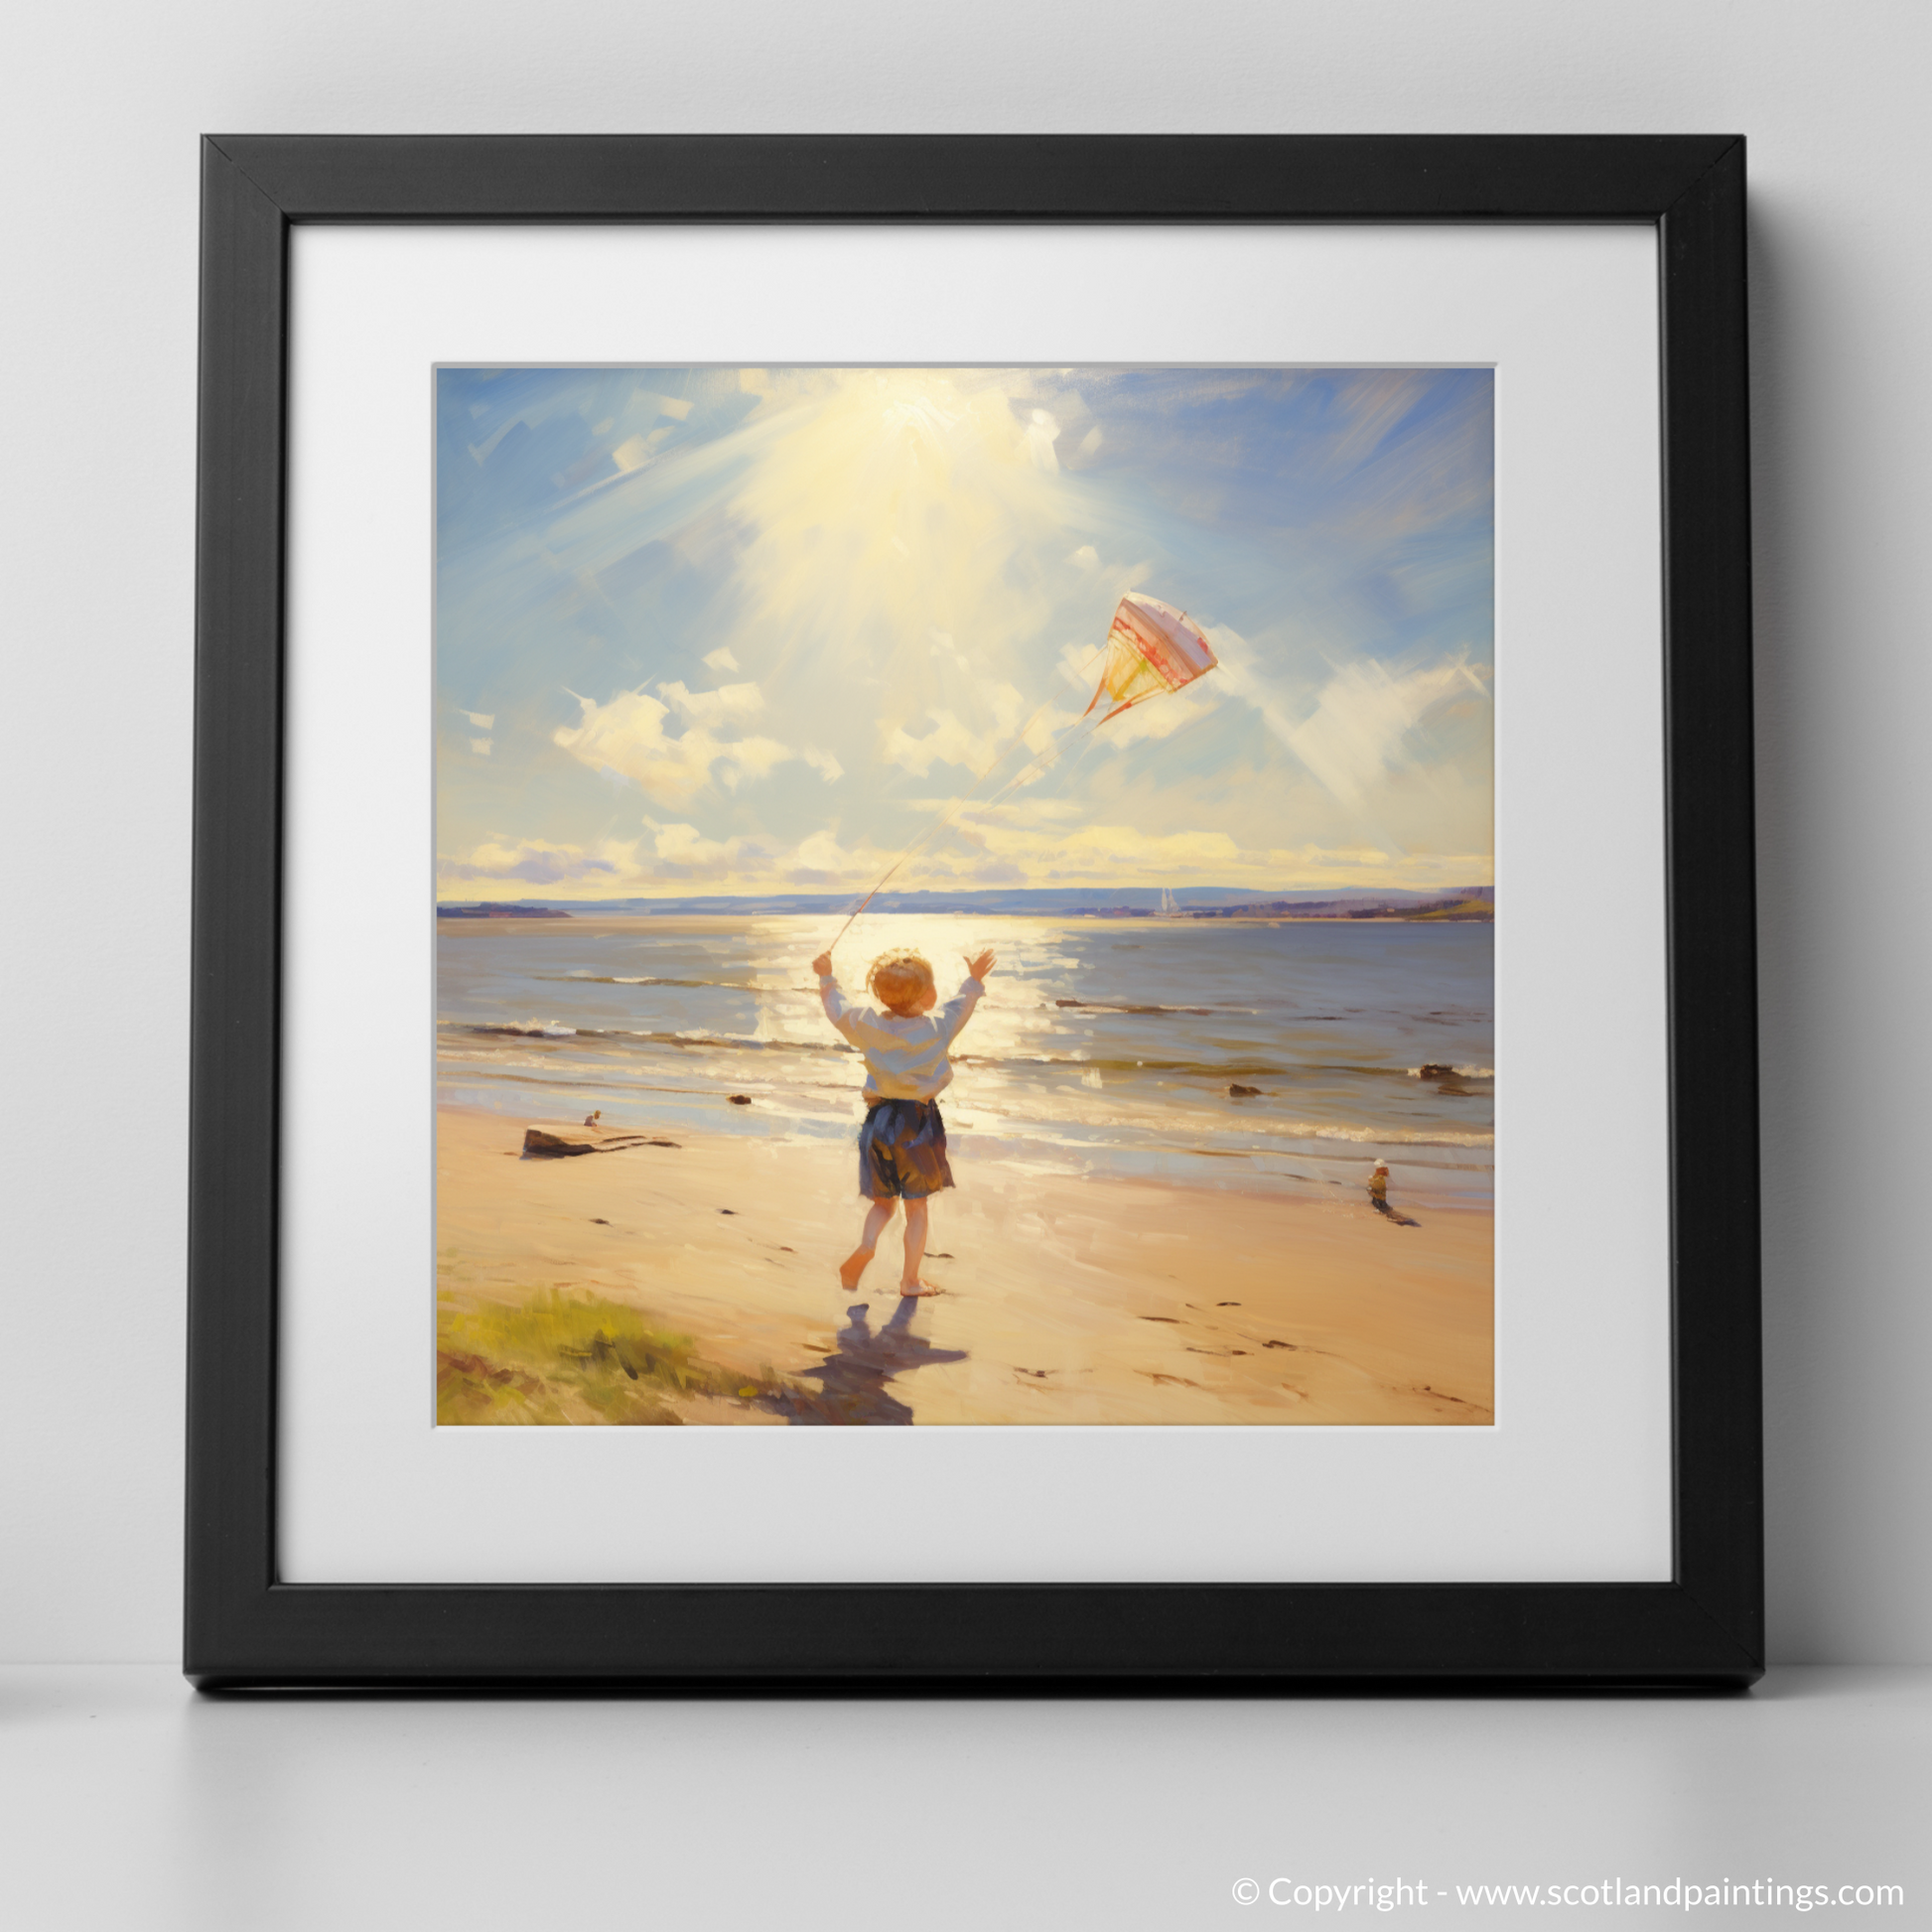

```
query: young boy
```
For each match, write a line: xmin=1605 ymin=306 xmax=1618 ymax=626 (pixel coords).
xmin=810 ymin=944 xmax=996 ymax=1297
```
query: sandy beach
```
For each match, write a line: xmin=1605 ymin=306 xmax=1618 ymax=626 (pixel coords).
xmin=436 ymin=1105 xmax=1493 ymax=1427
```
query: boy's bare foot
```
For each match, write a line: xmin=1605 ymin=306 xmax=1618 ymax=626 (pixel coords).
xmin=839 ymin=1246 xmax=875 ymax=1291
xmin=898 ymin=1280 xmax=944 ymax=1298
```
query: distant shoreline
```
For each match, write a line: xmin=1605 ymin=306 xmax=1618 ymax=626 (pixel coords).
xmin=438 ymin=907 xmax=1494 ymax=924
xmin=438 ymin=887 xmax=1494 ymax=924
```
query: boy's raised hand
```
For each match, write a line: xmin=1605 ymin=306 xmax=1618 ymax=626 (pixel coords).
xmin=811 ymin=952 xmax=834 ymax=976
xmin=965 ymin=948 xmax=998 ymax=981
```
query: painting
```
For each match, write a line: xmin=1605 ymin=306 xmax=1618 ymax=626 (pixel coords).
xmin=433 ymin=364 xmax=1493 ymax=1428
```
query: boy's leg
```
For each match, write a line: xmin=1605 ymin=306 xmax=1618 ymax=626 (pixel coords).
xmin=840 ymin=1197 xmax=897 ymax=1291
xmin=898 ymin=1196 xmax=940 ymax=1296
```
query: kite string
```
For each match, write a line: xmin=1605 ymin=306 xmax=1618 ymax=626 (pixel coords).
xmin=824 ymin=698 xmax=1056 ymax=949
xmin=826 ymin=646 xmax=1110 ymax=951
xmin=825 ymin=610 xmax=1217 ymax=953
xmin=851 ymin=676 xmax=1177 ymax=920
xmin=960 ymin=709 xmax=1104 ymax=819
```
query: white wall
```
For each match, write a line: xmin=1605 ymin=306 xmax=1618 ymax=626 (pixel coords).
xmin=2 ymin=0 xmax=1924 ymax=1664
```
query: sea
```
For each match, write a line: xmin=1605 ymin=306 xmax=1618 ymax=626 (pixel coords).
xmin=436 ymin=913 xmax=1494 ymax=1208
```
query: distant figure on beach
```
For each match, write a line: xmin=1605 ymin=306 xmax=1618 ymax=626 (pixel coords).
xmin=584 ymin=1109 xmax=602 ymax=1129
xmin=1368 ymin=1158 xmax=1419 ymax=1226
xmin=811 ymin=945 xmax=996 ymax=1297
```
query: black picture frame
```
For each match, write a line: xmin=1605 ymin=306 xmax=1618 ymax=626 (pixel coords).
xmin=188 ymin=134 xmax=1760 ymax=1690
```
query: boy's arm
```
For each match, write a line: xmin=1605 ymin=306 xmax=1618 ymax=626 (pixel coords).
xmin=936 ymin=946 xmax=995 ymax=1043
xmin=936 ymin=976 xmax=985 ymax=1044
xmin=814 ymin=958 xmax=859 ymax=1039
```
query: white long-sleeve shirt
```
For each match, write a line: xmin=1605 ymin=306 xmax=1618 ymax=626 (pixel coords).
xmin=818 ymin=974 xmax=985 ymax=1101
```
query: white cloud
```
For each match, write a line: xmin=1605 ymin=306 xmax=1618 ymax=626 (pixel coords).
xmin=643 ymin=820 xmax=765 ymax=871
xmin=441 ymin=821 xmax=886 ymax=895
xmin=1103 ymin=688 xmax=1216 ymax=748
xmin=1207 ymin=624 xmax=1489 ymax=811
xmin=1067 ymin=543 xmax=1099 ymax=570
xmin=925 ymin=812 xmax=1492 ymax=893
xmin=723 ymin=736 xmax=794 ymax=786
xmin=438 ymin=836 xmax=630 ymax=886
xmin=1283 ymin=659 xmax=1487 ymax=809
xmin=790 ymin=828 xmax=857 ymax=880
xmin=469 ymin=738 xmax=492 ymax=757
xmin=802 ymin=748 xmax=844 ymax=783
xmin=919 ymin=797 xmax=1084 ymax=827
xmin=703 ymin=646 xmax=741 ymax=672
xmin=635 ymin=390 xmax=694 ymax=421
xmin=463 ymin=710 xmax=494 ymax=729
xmin=883 ymin=708 xmax=1009 ymax=777
xmin=437 ymin=821 xmax=1490 ymax=898
xmin=657 ymin=679 xmax=766 ymax=727
xmin=553 ymin=688 xmax=797 ymax=805
xmin=880 ymin=676 xmax=1044 ymax=778
xmin=439 ymin=812 xmax=1489 ymax=901
xmin=644 ymin=821 xmax=878 ymax=888
xmin=1036 ymin=823 xmax=1242 ymax=875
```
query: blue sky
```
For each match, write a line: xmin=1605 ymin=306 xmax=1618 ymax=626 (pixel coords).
xmin=435 ymin=365 xmax=1492 ymax=898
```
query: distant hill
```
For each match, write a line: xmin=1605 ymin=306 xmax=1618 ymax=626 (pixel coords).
xmin=438 ymin=902 xmax=574 ymax=918
xmin=1188 ymin=887 xmax=1493 ymax=922
xmin=434 ymin=885 xmax=1491 ymax=919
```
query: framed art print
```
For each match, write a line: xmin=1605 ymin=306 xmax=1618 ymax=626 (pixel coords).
xmin=428 ymin=352 xmax=1502 ymax=1435
xmin=188 ymin=136 xmax=1761 ymax=1685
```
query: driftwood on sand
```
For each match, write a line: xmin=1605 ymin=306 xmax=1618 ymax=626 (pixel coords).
xmin=521 ymin=1124 xmax=680 ymax=1159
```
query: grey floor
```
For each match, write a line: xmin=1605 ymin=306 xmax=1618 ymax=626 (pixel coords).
xmin=0 ymin=1668 xmax=1924 ymax=1928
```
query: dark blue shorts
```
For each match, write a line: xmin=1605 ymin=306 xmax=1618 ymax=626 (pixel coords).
xmin=859 ymin=1098 xmax=954 ymax=1199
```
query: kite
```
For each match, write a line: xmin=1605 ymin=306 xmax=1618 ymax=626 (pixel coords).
xmin=828 ymin=594 xmax=1219 ymax=946
xmin=1086 ymin=593 xmax=1220 ymax=724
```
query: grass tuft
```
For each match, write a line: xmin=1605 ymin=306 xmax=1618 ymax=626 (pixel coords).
xmin=437 ymin=1288 xmax=792 ymax=1426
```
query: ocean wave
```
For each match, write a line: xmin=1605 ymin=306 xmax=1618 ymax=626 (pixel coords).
xmin=1281 ymin=1121 xmax=1493 ymax=1149
xmin=457 ymin=1023 xmax=838 ymax=1055
xmin=971 ymin=1113 xmax=1495 ymax=1153
xmin=450 ymin=1023 xmax=1484 ymax=1089
xmin=1002 ymin=1122 xmax=1494 ymax=1155
xmin=983 ymin=1054 xmax=1476 ymax=1082
xmin=543 ymin=974 xmax=762 ymax=991
xmin=1408 ymin=1064 xmax=1495 ymax=1080
xmin=1052 ymin=998 xmax=1223 ymax=1017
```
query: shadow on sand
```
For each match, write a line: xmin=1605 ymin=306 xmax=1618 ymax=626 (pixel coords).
xmin=772 ymin=1299 xmax=967 ymax=1426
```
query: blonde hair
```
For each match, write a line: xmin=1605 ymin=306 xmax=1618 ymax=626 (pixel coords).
xmin=868 ymin=949 xmax=936 ymax=1013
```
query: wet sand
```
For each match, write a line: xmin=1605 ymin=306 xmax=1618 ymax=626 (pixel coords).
xmin=436 ymin=1105 xmax=1493 ymax=1427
